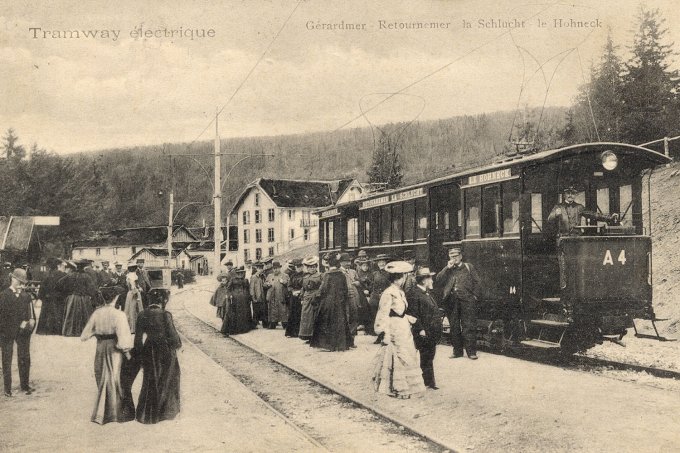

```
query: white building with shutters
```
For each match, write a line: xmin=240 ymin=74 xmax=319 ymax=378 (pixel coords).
xmin=229 ymin=178 xmax=363 ymax=264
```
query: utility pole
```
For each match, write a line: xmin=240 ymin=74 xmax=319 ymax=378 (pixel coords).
xmin=214 ymin=108 xmax=223 ymax=275
xmin=167 ymin=155 xmax=174 ymax=262
xmin=168 ymin=191 xmax=174 ymax=262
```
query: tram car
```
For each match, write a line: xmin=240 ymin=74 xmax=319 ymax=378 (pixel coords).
xmin=316 ymin=142 xmax=671 ymax=352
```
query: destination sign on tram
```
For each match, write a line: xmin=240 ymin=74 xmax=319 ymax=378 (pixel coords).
xmin=464 ymin=168 xmax=514 ymax=187
xmin=360 ymin=187 xmax=425 ymax=209
xmin=319 ymin=208 xmax=340 ymax=218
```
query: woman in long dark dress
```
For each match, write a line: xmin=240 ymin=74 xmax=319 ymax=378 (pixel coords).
xmin=62 ymin=259 xmax=98 ymax=337
xmin=36 ymin=258 xmax=66 ymax=335
xmin=220 ymin=267 xmax=253 ymax=335
xmin=310 ymin=253 xmax=352 ymax=352
xmin=134 ymin=289 xmax=182 ymax=424
xmin=285 ymin=259 xmax=304 ymax=338
xmin=80 ymin=285 xmax=134 ymax=424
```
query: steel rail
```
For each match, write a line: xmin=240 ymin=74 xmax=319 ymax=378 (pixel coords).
xmin=175 ymin=287 xmax=460 ymax=453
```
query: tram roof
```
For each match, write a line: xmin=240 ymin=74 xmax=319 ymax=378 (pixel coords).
xmin=316 ymin=142 xmax=671 ymax=213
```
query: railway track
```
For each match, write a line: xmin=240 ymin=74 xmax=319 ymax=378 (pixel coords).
xmin=170 ymin=293 xmax=458 ymax=453
xmin=439 ymin=330 xmax=680 ymax=382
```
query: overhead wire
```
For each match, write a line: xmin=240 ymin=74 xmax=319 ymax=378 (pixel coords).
xmin=330 ymin=1 xmax=561 ymax=134
xmin=178 ymin=0 xmax=303 ymax=156
xmin=577 ymin=46 xmax=602 ymax=141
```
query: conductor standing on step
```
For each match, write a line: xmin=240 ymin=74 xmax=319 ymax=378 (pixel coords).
xmin=436 ymin=247 xmax=481 ymax=360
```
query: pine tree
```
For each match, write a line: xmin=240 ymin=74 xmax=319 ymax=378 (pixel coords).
xmin=591 ymin=32 xmax=626 ymax=141
xmin=622 ymin=7 xmax=680 ymax=144
xmin=367 ymin=130 xmax=404 ymax=190
xmin=2 ymin=128 xmax=26 ymax=160
xmin=567 ymin=31 xmax=626 ymax=144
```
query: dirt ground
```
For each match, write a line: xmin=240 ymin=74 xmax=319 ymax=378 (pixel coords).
xmin=0 ymin=316 xmax=319 ymax=452
xmin=183 ymin=278 xmax=680 ymax=452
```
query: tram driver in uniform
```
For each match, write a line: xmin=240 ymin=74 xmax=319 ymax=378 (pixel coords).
xmin=548 ymin=186 xmax=618 ymax=236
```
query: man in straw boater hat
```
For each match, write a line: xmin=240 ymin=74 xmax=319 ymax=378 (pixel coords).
xmin=435 ymin=246 xmax=481 ymax=360
xmin=548 ymin=186 xmax=618 ymax=236
xmin=406 ymin=267 xmax=443 ymax=389
xmin=0 ymin=268 xmax=36 ymax=396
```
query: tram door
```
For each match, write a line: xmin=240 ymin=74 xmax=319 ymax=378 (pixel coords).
xmin=428 ymin=183 xmax=461 ymax=271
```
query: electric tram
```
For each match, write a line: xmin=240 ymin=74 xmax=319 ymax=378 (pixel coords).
xmin=316 ymin=142 xmax=672 ymax=352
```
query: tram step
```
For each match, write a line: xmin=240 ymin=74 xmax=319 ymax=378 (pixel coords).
xmin=541 ymin=297 xmax=562 ymax=305
xmin=520 ymin=339 xmax=561 ymax=349
xmin=529 ymin=319 xmax=569 ymax=328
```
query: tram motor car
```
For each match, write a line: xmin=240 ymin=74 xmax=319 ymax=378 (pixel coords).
xmin=316 ymin=142 xmax=671 ymax=353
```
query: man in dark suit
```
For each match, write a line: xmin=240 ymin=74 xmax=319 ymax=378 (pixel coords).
xmin=406 ymin=267 xmax=443 ymax=390
xmin=136 ymin=259 xmax=152 ymax=307
xmin=436 ymin=246 xmax=481 ymax=360
xmin=0 ymin=268 xmax=36 ymax=397
xmin=367 ymin=254 xmax=391 ymax=339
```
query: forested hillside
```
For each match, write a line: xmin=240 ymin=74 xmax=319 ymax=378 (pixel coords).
xmin=1 ymin=6 xmax=678 ymax=258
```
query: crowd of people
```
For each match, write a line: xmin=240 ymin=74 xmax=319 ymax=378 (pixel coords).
xmin=209 ymin=245 xmax=481 ymax=399
xmin=0 ymin=257 xmax=182 ymax=426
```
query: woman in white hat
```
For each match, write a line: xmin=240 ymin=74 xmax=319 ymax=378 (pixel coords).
xmin=372 ymin=261 xmax=425 ymax=399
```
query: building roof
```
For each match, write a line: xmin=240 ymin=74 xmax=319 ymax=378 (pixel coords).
xmin=186 ymin=226 xmax=229 ymax=241
xmin=129 ymin=248 xmax=187 ymax=260
xmin=0 ymin=216 xmax=35 ymax=252
xmin=231 ymin=178 xmax=356 ymax=212
xmin=73 ymin=225 xmax=197 ymax=248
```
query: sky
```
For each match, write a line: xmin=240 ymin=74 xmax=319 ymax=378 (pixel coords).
xmin=1 ymin=0 xmax=679 ymax=154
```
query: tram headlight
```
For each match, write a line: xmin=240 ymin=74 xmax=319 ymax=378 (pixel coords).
xmin=601 ymin=150 xmax=618 ymax=171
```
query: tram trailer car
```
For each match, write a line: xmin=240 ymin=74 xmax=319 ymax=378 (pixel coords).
xmin=317 ymin=143 xmax=671 ymax=352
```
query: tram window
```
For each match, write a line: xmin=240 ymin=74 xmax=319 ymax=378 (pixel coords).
xmin=369 ymin=208 xmax=380 ymax=244
xmin=444 ymin=212 xmax=450 ymax=230
xmin=619 ymin=184 xmax=633 ymax=228
xmin=482 ymin=185 xmax=501 ymax=237
xmin=596 ymin=188 xmax=610 ymax=215
xmin=465 ymin=187 xmax=481 ymax=238
xmin=319 ymin=220 xmax=326 ymax=249
xmin=347 ymin=218 xmax=359 ymax=248
xmin=415 ymin=197 xmax=428 ymax=239
xmin=531 ymin=194 xmax=543 ymax=233
xmin=381 ymin=206 xmax=391 ymax=243
xmin=328 ymin=221 xmax=334 ymax=249
xmin=596 ymin=187 xmax=610 ymax=227
xmin=361 ymin=212 xmax=370 ymax=246
xmin=391 ymin=203 xmax=403 ymax=243
xmin=502 ymin=180 xmax=520 ymax=235
xmin=403 ymin=200 xmax=415 ymax=241
xmin=333 ymin=220 xmax=341 ymax=249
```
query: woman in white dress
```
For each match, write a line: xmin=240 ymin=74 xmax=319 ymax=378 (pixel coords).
xmin=372 ymin=261 xmax=426 ymax=399
xmin=81 ymin=286 xmax=134 ymax=424
xmin=123 ymin=265 xmax=144 ymax=333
